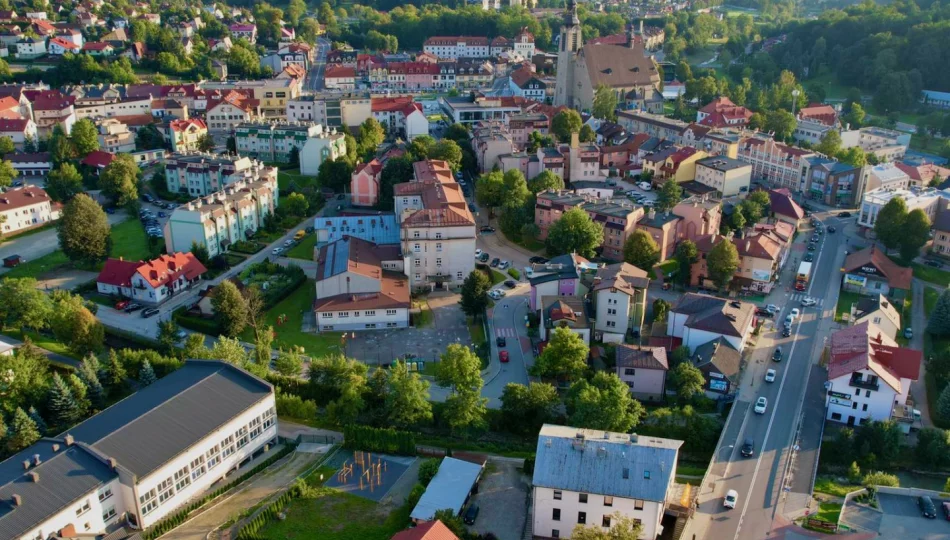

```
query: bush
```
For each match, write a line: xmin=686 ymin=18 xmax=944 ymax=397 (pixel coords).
xmin=276 ymin=393 xmax=318 ymax=420
xmin=418 ymin=458 xmax=442 ymax=486
xmin=232 ymin=240 xmax=264 ymax=254
xmin=523 ymin=455 xmax=535 ymax=474
xmin=507 ymin=268 xmax=521 ymax=280
xmin=172 ymin=306 xmax=221 ymax=335
xmin=848 ymin=461 xmax=862 ymax=484
xmin=862 ymin=471 xmax=899 ymax=488
xmin=407 ymin=483 xmax=426 ymax=508
xmin=343 ymin=424 xmax=417 ymax=455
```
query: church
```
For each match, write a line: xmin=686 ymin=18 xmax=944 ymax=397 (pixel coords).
xmin=553 ymin=0 xmax=663 ymax=113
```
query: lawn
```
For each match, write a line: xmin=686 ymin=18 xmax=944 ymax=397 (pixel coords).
xmin=909 ymin=262 xmax=950 ymax=287
xmin=2 ymin=250 xmax=70 ymax=279
xmin=477 ymin=266 xmax=507 ymax=285
xmin=813 ymin=476 xmax=861 ymax=498
xmin=110 ymin=218 xmax=162 ymax=262
xmin=676 ymin=463 xmax=707 ymax=477
xmin=2 ymin=328 xmax=81 ymax=362
xmin=925 ymin=287 xmax=939 ymax=317
xmin=815 ymin=502 xmax=843 ymax=524
xmin=655 ymin=260 xmax=678 ymax=278
xmin=278 ymin=169 xmax=318 ymax=191
xmin=285 ymin=235 xmax=317 ymax=260
xmin=835 ymin=290 xmax=864 ymax=322
xmin=239 ymin=279 xmax=341 ymax=357
xmin=411 ymin=299 xmax=433 ymax=328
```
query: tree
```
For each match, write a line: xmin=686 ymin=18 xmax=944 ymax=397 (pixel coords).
xmin=938 ymin=385 xmax=950 ymax=427
xmin=28 ymin=406 xmax=46 ymax=436
xmin=429 ymin=140 xmax=463 ymax=171
xmin=843 ymin=103 xmax=866 ymax=128
xmin=592 ymin=84 xmax=618 ymax=121
xmin=283 ymin=192 xmax=310 ymax=218
xmin=418 ymin=458 xmax=442 ymax=486
xmin=915 ymin=428 xmax=950 ymax=469
xmin=475 ymin=170 xmax=505 ymax=213
xmin=210 ymin=336 xmax=248 ymax=365
xmin=739 ymin=199 xmax=765 ymax=224
xmin=0 ymin=278 xmax=52 ymax=330
xmin=900 ymin=208 xmax=931 ymax=261
xmin=105 ymin=349 xmax=127 ymax=388
xmin=46 ymin=163 xmax=85 ymax=202
xmin=669 ymin=362 xmax=705 ymax=402
xmin=0 ymin=159 xmax=15 ymax=190
xmin=551 ymin=109 xmax=583 ymax=142
xmin=459 ymin=270 xmax=491 ymax=319
xmin=838 ymin=147 xmax=868 ymax=167
xmin=874 ymin=197 xmax=908 ymax=252
xmin=309 ymin=354 xmax=368 ymax=403
xmin=52 ymin=303 xmax=104 ymax=356
xmin=357 ymin=117 xmax=385 ymax=159
xmin=385 ymin=360 xmax=432 ymax=428
xmin=47 ymin=372 xmax=79 ymax=429
xmin=5 ymin=407 xmax=40 ymax=453
xmin=748 ymin=190 xmax=771 ymax=213
xmin=408 ymin=135 xmax=435 ymax=160
xmin=500 ymin=382 xmax=559 ymax=435
xmin=286 ymin=0 xmax=307 ymax=25
xmin=653 ymin=298 xmax=672 ymax=323
xmin=816 ymin=129 xmax=842 ymax=156
xmin=674 ymin=240 xmax=698 ymax=286
xmin=436 ymin=344 xmax=487 ymax=432
xmin=274 ymin=348 xmax=304 ymax=377
xmin=327 ymin=372 xmax=367 ymax=426
xmin=862 ymin=471 xmax=899 ymax=487
xmin=531 ymin=326 xmax=589 ymax=382
xmin=182 ymin=333 xmax=211 ymax=359
xmin=0 ymin=135 xmax=13 ymax=157
xmin=748 ymin=112 xmax=765 ymax=130
xmin=707 ymin=238 xmax=740 ymax=290
xmin=70 ymin=118 xmax=100 ymax=157
xmin=579 ymin=124 xmax=597 ymax=143
xmin=502 ymin=169 xmax=531 ymax=209
xmin=432 ymin=509 xmax=466 ymax=538
xmin=197 ymin=133 xmax=216 ymax=152
xmin=546 ymin=207 xmax=604 ymax=258
xmin=58 ymin=194 xmax=111 ymax=265
xmin=139 ymin=359 xmax=157 ymax=386
xmin=317 ymin=158 xmax=354 ymax=193
xmin=528 ymin=170 xmax=564 ymax=194
xmin=77 ymin=353 xmax=105 ymax=408
xmin=0 ymin=341 xmax=49 ymax=415
xmin=655 ymin=180 xmax=682 ymax=212
xmin=212 ymin=280 xmax=248 ymax=337
xmin=929 ymin=290 xmax=950 ymax=336
xmin=566 ymin=372 xmax=644 ymax=432
xmin=48 ymin=124 xmax=75 ymax=166
xmin=572 ymin=513 xmax=644 ymax=539
xmin=848 ymin=461 xmax=862 ymax=484
xmin=98 ymin=154 xmax=140 ymax=206
xmin=623 ymin=230 xmax=660 ymax=270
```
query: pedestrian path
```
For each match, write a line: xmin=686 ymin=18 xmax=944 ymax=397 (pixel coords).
xmin=494 ymin=327 xmax=518 ymax=337
xmin=789 ymin=292 xmax=825 ymax=307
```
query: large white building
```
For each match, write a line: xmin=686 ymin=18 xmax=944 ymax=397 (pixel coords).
xmin=96 ymin=252 xmax=207 ymax=305
xmin=591 ymin=262 xmax=650 ymax=342
xmin=395 ymin=160 xmax=476 ymax=291
xmin=163 ymin=178 xmax=278 ymax=257
xmin=0 ymin=186 xmax=57 ymax=236
xmin=164 ymin=153 xmax=278 ymax=198
xmin=858 ymin=186 xmax=945 ymax=229
xmin=423 ymin=36 xmax=490 ymax=59
xmin=234 ymin=121 xmax=347 ymax=174
xmin=532 ymin=425 xmax=684 ymax=540
xmin=667 ymin=293 xmax=756 ymax=353
xmin=0 ymin=360 xmax=277 ymax=540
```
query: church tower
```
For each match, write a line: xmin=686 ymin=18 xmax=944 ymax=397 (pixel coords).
xmin=553 ymin=0 xmax=581 ymax=107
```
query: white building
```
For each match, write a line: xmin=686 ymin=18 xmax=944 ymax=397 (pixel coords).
xmin=371 ymin=98 xmax=429 ymax=140
xmin=858 ymin=187 xmax=945 ymax=229
xmin=539 ymin=296 xmax=591 ymax=346
xmin=395 ymin=160 xmax=476 ymax=291
xmin=840 ymin=126 xmax=910 ymax=162
xmin=865 ymin=163 xmax=913 ymax=192
xmin=0 ymin=186 xmax=57 ymax=235
xmin=694 ymin=156 xmax=752 ymax=197
xmin=423 ymin=36 xmax=490 ymax=59
xmin=825 ymin=322 xmax=921 ymax=427
xmin=8 ymin=152 xmax=51 ymax=178
xmin=96 ymin=252 xmax=207 ymax=305
xmin=163 ymin=178 xmax=278 ymax=257
xmin=0 ymin=117 xmax=38 ymax=148
xmin=97 ymin=118 xmax=135 ymax=154
xmin=667 ymin=293 xmax=756 ymax=353
xmin=591 ymin=262 xmax=650 ymax=342
xmin=532 ymin=425 xmax=684 ymax=540
xmin=0 ymin=360 xmax=277 ymax=539
xmin=164 ymin=153 xmax=278 ymax=198
xmin=234 ymin=122 xmax=346 ymax=173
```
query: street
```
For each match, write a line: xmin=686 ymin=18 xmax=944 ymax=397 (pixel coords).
xmin=305 ymin=38 xmax=331 ymax=92
xmin=483 ymin=288 xmax=532 ymax=407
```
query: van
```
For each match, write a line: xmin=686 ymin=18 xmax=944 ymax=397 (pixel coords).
xmin=294 ymin=230 xmax=306 ymax=241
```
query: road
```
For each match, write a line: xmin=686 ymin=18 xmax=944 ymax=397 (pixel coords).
xmin=483 ymin=288 xmax=532 ymax=407
xmin=305 ymin=38 xmax=331 ymax=92
xmin=688 ymin=212 xmax=850 ymax=539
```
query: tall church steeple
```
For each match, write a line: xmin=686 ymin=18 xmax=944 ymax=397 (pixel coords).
xmin=553 ymin=0 xmax=582 ymax=107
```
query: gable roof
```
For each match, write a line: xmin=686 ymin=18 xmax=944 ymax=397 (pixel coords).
xmin=768 ymin=188 xmax=805 ymax=220
xmin=616 ymin=344 xmax=668 ymax=371
xmin=391 ymin=521 xmax=459 ymax=540
xmin=843 ymin=245 xmax=913 ymax=290
xmin=593 ymin=262 xmax=650 ymax=295
xmin=672 ymin=293 xmax=755 ymax=338
xmin=827 ymin=322 xmax=921 ymax=392
xmin=410 ymin=458 xmax=482 ymax=521
xmin=853 ymin=294 xmax=901 ymax=334
xmin=580 ymin=44 xmax=659 ymax=90
xmin=692 ymin=336 xmax=740 ymax=384
xmin=81 ymin=150 xmax=116 ymax=169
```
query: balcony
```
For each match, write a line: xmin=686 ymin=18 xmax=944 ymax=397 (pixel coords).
xmin=849 ymin=376 xmax=880 ymax=391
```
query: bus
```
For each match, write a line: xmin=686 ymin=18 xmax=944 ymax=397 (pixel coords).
xmin=796 ymin=261 xmax=812 ymax=291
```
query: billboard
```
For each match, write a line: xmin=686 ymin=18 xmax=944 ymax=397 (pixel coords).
xmin=844 ymin=274 xmax=867 ymax=288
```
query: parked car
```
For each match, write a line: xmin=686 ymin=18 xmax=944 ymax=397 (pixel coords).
xmin=3 ymin=254 xmax=23 ymax=268
xmin=772 ymin=347 xmax=783 ymax=362
xmin=478 ymin=252 xmax=490 ymax=263
xmin=811 ymin=234 xmax=819 ymax=242
xmin=765 ymin=369 xmax=776 ymax=383
xmin=490 ymin=258 xmax=500 ymax=268
xmin=925 ymin=259 xmax=943 ymax=268
xmin=756 ymin=308 xmax=774 ymax=317
xmin=124 ymin=303 xmax=143 ymax=313
xmin=463 ymin=504 xmax=480 ymax=525
xmin=498 ymin=260 xmax=510 ymax=270
xmin=499 ymin=351 xmax=509 ymax=363
xmin=740 ymin=438 xmax=755 ymax=458
xmin=142 ymin=308 xmax=160 ymax=318
xmin=475 ymin=249 xmax=483 ymax=258
xmin=904 ymin=327 xmax=913 ymax=339
xmin=828 ymin=226 xmax=836 ymax=233
xmin=789 ymin=308 xmax=800 ymax=320
xmin=529 ymin=256 xmax=548 ymax=264
xmin=782 ymin=324 xmax=792 ymax=337
xmin=497 ymin=336 xmax=506 ymax=347
xmin=272 ymin=247 xmax=284 ymax=255
xmin=804 ymin=252 xmax=814 ymax=262
xmin=504 ymin=279 xmax=517 ymax=288
xmin=114 ymin=300 xmax=130 ymax=310
xmin=480 ymin=226 xmax=496 ymax=233
xmin=523 ymin=267 xmax=534 ymax=279
xmin=807 ymin=243 xmax=817 ymax=251
xmin=723 ymin=490 xmax=738 ymax=509
xmin=754 ymin=396 xmax=768 ymax=414
xmin=638 ymin=182 xmax=652 ymax=191
xmin=919 ymin=496 xmax=937 ymax=519
xmin=839 ymin=211 xmax=852 ymax=217
xmin=284 ymin=239 xmax=295 ymax=247
xmin=801 ymin=297 xmax=817 ymax=307
xmin=766 ymin=304 xmax=780 ymax=314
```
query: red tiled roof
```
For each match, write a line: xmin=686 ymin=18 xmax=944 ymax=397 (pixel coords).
xmin=768 ymin=188 xmax=805 ymax=220
xmin=82 ymin=41 xmax=113 ymax=51
xmin=24 ymin=90 xmax=74 ymax=112
xmin=587 ymin=33 xmax=628 ymax=45
xmin=81 ymin=150 xmax=116 ymax=169
xmin=49 ymin=36 xmax=79 ymax=50
xmin=96 ymin=258 xmax=140 ymax=287
xmin=325 ymin=65 xmax=356 ymax=78
xmin=842 ymin=245 xmax=913 ymax=290
xmin=828 ymin=322 xmax=921 ymax=392
xmin=0 ymin=186 xmax=50 ymax=211
xmin=372 ymin=96 xmax=414 ymax=113
xmin=390 ymin=520 xmax=459 ymax=540
xmin=0 ymin=117 xmax=30 ymax=132
xmin=798 ymin=104 xmax=837 ymax=126
xmin=169 ymin=118 xmax=207 ymax=133
xmin=135 ymin=252 xmax=207 ymax=289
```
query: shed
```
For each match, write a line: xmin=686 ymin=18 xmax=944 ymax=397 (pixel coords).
xmin=410 ymin=457 xmax=483 ymax=523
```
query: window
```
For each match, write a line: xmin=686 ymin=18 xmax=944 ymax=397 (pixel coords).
xmin=552 ymin=508 xmax=561 ymax=521
xmin=103 ymin=506 xmax=116 ymax=522
xmin=436 ymin=242 xmax=442 ymax=252
xmin=862 ymin=403 xmax=868 ymax=411
xmin=365 ymin=310 xmax=376 ymax=316
xmin=75 ymin=499 xmax=91 ymax=516
xmin=602 ymin=515 xmax=612 ymax=527
xmin=634 ymin=499 xmax=644 ymax=510
xmin=852 ymin=402 xmax=858 ymax=410
xmin=579 ymin=493 xmax=588 ymax=503
xmin=414 ymin=231 xmax=420 ymax=238
xmin=321 ymin=312 xmax=333 ymax=318
xmin=577 ymin=512 xmax=586 ymax=525
xmin=553 ymin=490 xmax=562 ymax=500
xmin=386 ymin=309 xmax=398 ymax=316
xmin=604 ymin=496 xmax=613 ymax=507
xmin=436 ymin=258 xmax=442 ymax=266
xmin=98 ymin=487 xmax=113 ymax=502
xmin=552 ymin=531 xmax=560 ymax=539
xmin=643 ymin=471 xmax=651 ymax=479
xmin=338 ymin=311 xmax=349 ymax=318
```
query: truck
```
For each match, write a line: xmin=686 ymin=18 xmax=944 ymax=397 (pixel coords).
xmin=795 ymin=261 xmax=812 ymax=291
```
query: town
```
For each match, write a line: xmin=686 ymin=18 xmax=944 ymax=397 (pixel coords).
xmin=0 ymin=0 xmax=948 ymax=540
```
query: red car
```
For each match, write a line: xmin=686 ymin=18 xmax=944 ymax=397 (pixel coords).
xmin=114 ymin=300 xmax=130 ymax=310
xmin=499 ymin=350 xmax=509 ymax=363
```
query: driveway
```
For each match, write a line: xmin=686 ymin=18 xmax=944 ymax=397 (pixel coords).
xmin=875 ymin=493 xmax=950 ymax=538
xmin=468 ymin=459 xmax=530 ymax=540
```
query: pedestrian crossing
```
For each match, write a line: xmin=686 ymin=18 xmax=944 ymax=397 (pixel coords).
xmin=789 ymin=293 xmax=825 ymax=308
xmin=495 ymin=327 xmax=518 ymax=338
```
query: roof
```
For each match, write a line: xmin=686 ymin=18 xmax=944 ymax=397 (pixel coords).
xmin=81 ymin=150 xmax=116 ymax=169
xmin=827 ymin=322 xmax=922 ymax=392
xmin=325 ymin=66 xmax=356 ymax=79
xmin=542 ymin=295 xmax=588 ymax=327
xmin=0 ymin=186 xmax=50 ymax=210
xmin=593 ymin=262 xmax=650 ymax=295
xmin=316 ymin=236 xmax=399 ymax=281
xmin=423 ymin=36 xmax=490 ymax=47
xmin=798 ymin=104 xmax=837 ymax=126
xmin=82 ymin=41 xmax=113 ymax=51
xmin=133 ymin=253 xmax=207 ymax=289
xmin=580 ymin=44 xmax=659 ymax=90
xmin=935 ymin=206 xmax=950 ymax=233
xmin=0 ymin=118 xmax=30 ymax=132
xmin=170 ymin=118 xmax=207 ymax=133
xmin=49 ymin=36 xmax=78 ymax=49
xmin=853 ymin=294 xmax=901 ymax=334
xmin=697 ymin=156 xmax=749 ymax=172
xmin=410 ymin=458 xmax=482 ymax=521
xmin=528 ymin=253 xmax=591 ymax=286
xmin=391 ymin=521 xmax=459 ymax=540
xmin=672 ymin=293 xmax=756 ymax=338
xmin=533 ymin=425 xmax=681 ymax=502
xmin=768 ymin=188 xmax=805 ymax=220
xmin=64 ymin=360 xmax=273 ymax=478
xmin=843 ymin=245 xmax=913 ymax=290
xmin=315 ymin=214 xmax=400 ymax=246
xmin=734 ymin=233 xmax=782 ymax=261
xmin=692 ymin=337 xmax=741 ymax=384
xmin=7 ymin=152 xmax=50 ymax=163
xmin=616 ymin=344 xmax=668 ymax=370
xmin=96 ymin=258 xmax=141 ymax=287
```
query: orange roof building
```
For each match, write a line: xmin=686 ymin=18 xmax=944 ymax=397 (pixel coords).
xmin=96 ymin=252 xmax=207 ymax=305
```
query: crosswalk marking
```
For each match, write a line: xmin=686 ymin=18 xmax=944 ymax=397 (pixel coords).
xmin=788 ymin=293 xmax=824 ymax=307
xmin=494 ymin=327 xmax=517 ymax=337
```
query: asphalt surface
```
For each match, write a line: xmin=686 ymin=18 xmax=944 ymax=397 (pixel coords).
xmin=484 ymin=290 xmax=532 ymax=408
xmin=306 ymin=38 xmax=331 ymax=92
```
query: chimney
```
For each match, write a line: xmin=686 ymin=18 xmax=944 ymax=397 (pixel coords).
xmin=32 ymin=454 xmax=40 ymax=466
xmin=570 ymin=130 xmax=579 ymax=149
xmin=52 ymin=444 xmax=59 ymax=452
xmin=11 ymin=494 xmax=21 ymax=506
xmin=597 ymin=446 xmax=608 ymax=457
xmin=108 ymin=457 xmax=117 ymax=470
xmin=22 ymin=460 xmax=30 ymax=470
xmin=648 ymin=208 xmax=656 ymax=220
xmin=64 ymin=434 xmax=74 ymax=446
xmin=28 ymin=471 xmax=38 ymax=482
xmin=630 ymin=433 xmax=638 ymax=444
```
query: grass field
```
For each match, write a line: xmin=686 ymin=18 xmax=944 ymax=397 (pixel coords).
xmin=2 ymin=328 xmax=81 ymax=361
xmin=110 ymin=219 xmax=162 ymax=262
xmin=278 ymin=170 xmax=319 ymax=191
xmin=835 ymin=290 xmax=863 ymax=322
xmin=906 ymin=261 xmax=950 ymax=287
xmin=813 ymin=476 xmax=861 ymax=498
xmin=285 ymin=235 xmax=317 ymax=260
xmin=816 ymin=502 xmax=843 ymax=524
xmin=2 ymin=250 xmax=70 ymax=279
xmin=925 ymin=287 xmax=940 ymax=316
xmin=239 ymin=279 xmax=340 ymax=357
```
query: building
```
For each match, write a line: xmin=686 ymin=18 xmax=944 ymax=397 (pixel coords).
xmin=841 ymin=245 xmax=913 ymax=298
xmin=895 ymin=162 xmax=950 ymax=188
xmin=849 ymin=294 xmax=901 ymax=340
xmin=472 ymin=123 xmax=516 ymax=172
xmin=615 ymin=344 xmax=668 ymax=401
xmin=933 ymin=206 xmax=950 ymax=257
xmin=314 ymin=213 xmax=400 ymax=247
xmin=96 ymin=253 xmax=207 ymax=305
xmin=0 ymin=360 xmax=277 ymax=539
xmin=535 ymin=191 xmax=643 ymax=261
xmin=423 ymin=36 xmax=490 ymax=59
xmin=644 ymin=146 xmax=707 ymax=184
xmin=411 ymin=457 xmax=483 ymax=523
xmin=737 ymin=137 xmax=814 ymax=191
xmin=637 ymin=208 xmax=681 ymax=262
xmin=858 ymin=187 xmax=944 ymax=230
xmin=314 ymin=236 xmax=410 ymax=332
xmin=229 ymin=23 xmax=257 ymax=43
xmin=168 ymin=118 xmax=208 ymax=153
xmin=694 ymin=156 xmax=752 ymax=197
xmin=15 ymin=35 xmax=45 ymax=58
xmin=539 ymin=296 xmax=591 ymax=345
xmin=591 ymin=262 xmax=650 ymax=341
xmin=768 ymin=188 xmax=806 ymax=228
xmin=0 ymin=186 xmax=56 ymax=235
xmin=554 ymin=3 xmax=662 ymax=112
xmin=371 ymin=97 xmax=429 ymax=140
xmin=440 ymin=94 xmax=522 ymax=127
xmin=616 ymin=111 xmax=687 ymax=142
xmin=672 ymin=197 xmax=722 ymax=242
xmin=696 ymin=97 xmax=752 ymax=128
xmin=205 ymin=92 xmax=260 ymax=133
xmin=234 ymin=121 xmax=346 ymax=174
xmin=163 ymin=178 xmax=278 ymax=256
xmin=325 ymin=66 xmax=356 ymax=90
xmin=97 ymin=118 xmax=135 ymax=153
xmin=921 ymin=90 xmax=950 ymax=110
xmin=825 ymin=322 xmax=921 ymax=427
xmin=865 ymin=163 xmax=913 ymax=192
xmin=840 ymin=126 xmax=910 ymax=162
xmin=667 ymin=293 xmax=756 ymax=352
xmin=165 ymin=154 xmax=277 ymax=198
xmin=532 ymin=425 xmax=684 ymax=540
xmin=395 ymin=160 xmax=476 ymax=291
xmin=691 ymin=337 xmax=741 ymax=397
xmin=804 ymin=157 xmax=866 ymax=207
xmin=692 ymin=232 xmax=784 ymax=293
xmin=48 ymin=36 xmax=80 ymax=55
xmin=793 ymin=116 xmax=835 ymax=146
xmin=7 ymin=152 xmax=51 ymax=178
xmin=391 ymin=520 xmax=459 ymax=540
xmin=527 ymin=253 xmax=596 ymax=311
xmin=26 ymin=90 xmax=76 ymax=136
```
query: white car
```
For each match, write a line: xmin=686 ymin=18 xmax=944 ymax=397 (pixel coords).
xmin=498 ymin=260 xmax=510 ymax=270
xmin=475 ymin=249 xmax=483 ymax=258
xmin=754 ymin=396 xmax=768 ymax=414
xmin=284 ymin=239 xmax=294 ymax=247
xmin=639 ymin=182 xmax=652 ymax=191
xmin=724 ymin=490 xmax=738 ymax=509
xmin=765 ymin=369 xmax=776 ymax=383
xmin=524 ymin=266 xmax=534 ymax=279
xmin=801 ymin=297 xmax=817 ymax=307
xmin=272 ymin=247 xmax=284 ymax=255
xmin=790 ymin=308 xmax=801 ymax=319
xmin=766 ymin=304 xmax=780 ymax=313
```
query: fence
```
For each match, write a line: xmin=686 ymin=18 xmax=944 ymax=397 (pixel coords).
xmin=297 ymin=433 xmax=339 ymax=445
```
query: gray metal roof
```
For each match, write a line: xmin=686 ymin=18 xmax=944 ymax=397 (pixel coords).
xmin=410 ymin=458 xmax=483 ymax=521
xmin=65 ymin=360 xmax=272 ymax=479
xmin=0 ymin=442 xmax=116 ymax=540
xmin=533 ymin=425 xmax=681 ymax=502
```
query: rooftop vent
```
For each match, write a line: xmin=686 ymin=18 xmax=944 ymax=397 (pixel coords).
xmin=11 ymin=494 xmax=21 ymax=506
xmin=28 ymin=471 xmax=38 ymax=482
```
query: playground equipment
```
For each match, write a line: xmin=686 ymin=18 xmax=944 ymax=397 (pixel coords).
xmin=338 ymin=451 xmax=390 ymax=493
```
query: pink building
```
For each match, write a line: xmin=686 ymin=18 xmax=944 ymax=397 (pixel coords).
xmin=351 ymin=159 xmax=384 ymax=207
xmin=535 ymin=191 xmax=642 ymax=261
xmin=672 ymin=197 xmax=722 ymax=243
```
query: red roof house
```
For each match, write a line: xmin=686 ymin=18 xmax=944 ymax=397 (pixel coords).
xmin=390 ymin=521 xmax=459 ymax=540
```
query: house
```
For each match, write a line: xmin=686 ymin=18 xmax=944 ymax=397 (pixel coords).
xmin=15 ymin=35 xmax=45 ymax=58
xmin=825 ymin=322 xmax=922 ymax=427
xmin=532 ymin=425 xmax=684 ymax=540
xmin=0 ymin=360 xmax=277 ymax=538
xmin=205 ymin=91 xmax=259 ymax=132
xmin=842 ymin=245 xmax=913 ymax=298
xmin=325 ymin=66 xmax=356 ymax=90
xmin=767 ymin=188 xmax=805 ymax=228
xmin=8 ymin=152 xmax=52 ymax=177
xmin=0 ymin=117 xmax=37 ymax=147
xmin=509 ymin=66 xmax=546 ymax=101
xmin=96 ymin=252 xmax=207 ymax=305
xmin=527 ymin=253 xmax=596 ymax=311
xmin=797 ymin=103 xmax=837 ymax=127
xmin=350 ymin=158 xmax=385 ymax=207
xmin=895 ymin=162 xmax=950 ymax=188
xmin=691 ymin=232 xmax=784 ymax=293
xmin=28 ymin=90 xmax=77 ymax=136
xmin=667 ymin=293 xmax=756 ymax=352
xmin=637 ymin=208 xmax=681 ymax=262
xmin=81 ymin=150 xmax=116 ymax=173
xmin=840 ymin=126 xmax=909 ymax=162
xmin=391 ymin=520 xmax=459 ymax=540
xmin=696 ymin=97 xmax=752 ymax=128
xmin=229 ymin=23 xmax=257 ymax=44
xmin=691 ymin=337 xmax=741 ymax=397
xmin=539 ymin=296 xmax=591 ymax=346
xmin=591 ymin=262 xmax=650 ymax=341
xmin=933 ymin=206 xmax=950 ymax=257
xmin=48 ymin=36 xmax=80 ymax=55
xmin=168 ymin=118 xmax=208 ymax=152
xmin=858 ymin=187 xmax=944 ymax=232
xmin=164 ymin=153 xmax=277 ymax=198
xmin=0 ymin=186 xmax=57 ymax=235
xmin=865 ymin=163 xmax=912 ymax=192
xmin=694 ymin=156 xmax=752 ymax=197
xmin=672 ymin=197 xmax=722 ymax=243
xmin=804 ymin=157 xmax=866 ymax=207
xmin=535 ymin=191 xmax=643 ymax=261
xmin=151 ymin=98 xmax=189 ymax=120
xmin=411 ymin=457 xmax=484 ymax=523
xmin=97 ymin=118 xmax=135 ymax=153
xmin=81 ymin=42 xmax=115 ymax=56
xmin=849 ymin=294 xmax=901 ymax=340
xmin=615 ymin=344 xmax=668 ymax=401
xmin=371 ymin=97 xmax=428 ymax=140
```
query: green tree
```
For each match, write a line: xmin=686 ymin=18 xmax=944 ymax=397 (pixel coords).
xmin=855 ymin=420 xmax=903 ymax=468
xmin=98 ymin=154 xmax=140 ymax=206
xmin=862 ymin=471 xmax=899 ymax=487
xmin=579 ymin=124 xmax=597 ymax=143
xmin=0 ymin=278 xmax=52 ymax=330
xmin=843 ymin=103 xmax=866 ymax=128
xmin=838 ymin=147 xmax=868 ymax=167
xmin=274 ymin=348 xmax=304 ymax=377
xmin=475 ymin=170 xmax=505 ymax=214
xmin=928 ymin=290 xmax=950 ymax=336
xmin=52 ymin=303 xmax=104 ymax=357
xmin=357 ymin=117 xmax=385 ymax=159
xmin=139 ymin=359 xmax=157 ymax=386
xmin=157 ymin=319 xmax=181 ymax=355
xmin=459 ymin=270 xmax=491 ymax=320
xmin=592 ymin=84 xmax=618 ymax=121
xmin=572 ymin=513 xmax=644 ymax=539
xmin=546 ymin=207 xmax=604 ymax=258
xmin=847 ymin=461 xmax=862 ymax=484
xmin=418 ymin=458 xmax=442 ymax=486
xmin=0 ymin=135 xmax=13 ymax=157
xmin=816 ymin=129 xmax=842 ymax=156
xmin=283 ymin=192 xmax=310 ymax=217
xmin=707 ymin=238 xmax=739 ymax=290
xmin=655 ymin=179 xmax=683 ymax=212
xmin=182 ymin=333 xmax=211 ymax=359
xmin=432 ymin=509 xmax=466 ymax=538
xmin=874 ymin=197 xmax=908 ymax=253
xmin=105 ymin=349 xmax=127 ymax=388
xmin=48 ymin=124 xmax=75 ymax=166
xmin=437 ymin=344 xmax=487 ymax=432
xmin=254 ymin=326 xmax=274 ymax=366
xmin=5 ymin=407 xmax=40 ymax=453
xmin=47 ymin=372 xmax=79 ymax=429
xmin=0 ymin=159 xmax=16 ymax=190
xmin=27 ymin=406 xmax=46 ymax=436
xmin=210 ymin=336 xmax=248 ymax=365
xmin=739 ymin=199 xmax=765 ymax=224
xmin=900 ymin=208 xmax=930 ymax=261
xmin=385 ymin=360 xmax=433 ymax=428
xmin=58 ymin=194 xmax=111 ymax=265
xmin=502 ymin=169 xmax=531 ymax=209
xmin=914 ymin=428 xmax=950 ymax=469
xmin=566 ymin=372 xmax=644 ymax=432
xmin=46 ymin=163 xmax=85 ymax=202
xmin=327 ymin=372 xmax=367 ymax=426
xmin=70 ymin=118 xmax=100 ymax=157
xmin=938 ymin=385 xmax=950 ymax=427
xmin=316 ymin=158 xmax=354 ymax=193
xmin=500 ymin=382 xmax=559 ymax=435
xmin=429 ymin=140 xmax=463 ymax=171
xmin=197 ymin=133 xmax=216 ymax=152
xmin=669 ymin=362 xmax=705 ymax=402
xmin=212 ymin=280 xmax=248 ymax=337
xmin=286 ymin=0 xmax=307 ymax=25
xmin=551 ymin=109 xmax=583 ymax=142
xmin=623 ymin=230 xmax=660 ymax=270
xmin=528 ymin=170 xmax=564 ymax=194
xmin=674 ymin=240 xmax=698 ymax=286
xmin=0 ymin=340 xmax=49 ymax=414
xmin=531 ymin=326 xmax=589 ymax=382
xmin=653 ymin=298 xmax=672 ymax=323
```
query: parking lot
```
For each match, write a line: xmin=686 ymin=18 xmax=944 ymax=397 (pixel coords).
xmin=468 ymin=460 xmax=530 ymax=540
xmin=843 ymin=492 xmax=950 ymax=538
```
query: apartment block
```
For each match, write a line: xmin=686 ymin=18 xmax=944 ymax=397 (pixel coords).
xmin=164 ymin=153 xmax=277 ymax=198
xmin=535 ymin=190 xmax=642 ymax=261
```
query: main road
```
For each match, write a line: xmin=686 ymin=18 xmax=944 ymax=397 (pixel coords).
xmin=306 ymin=37 xmax=331 ymax=92
xmin=687 ymin=212 xmax=851 ymax=539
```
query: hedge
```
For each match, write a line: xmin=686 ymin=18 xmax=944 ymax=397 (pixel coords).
xmin=343 ymin=424 xmax=417 ymax=456
xmin=507 ymin=268 xmax=521 ymax=280
xmin=141 ymin=443 xmax=297 ymax=540
xmin=235 ymin=488 xmax=298 ymax=540
xmin=232 ymin=240 xmax=265 ymax=254
xmin=172 ymin=306 xmax=222 ymax=335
